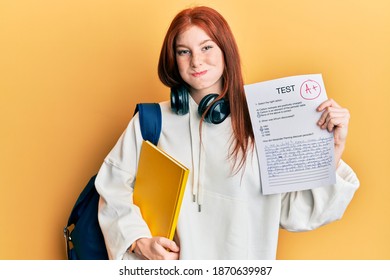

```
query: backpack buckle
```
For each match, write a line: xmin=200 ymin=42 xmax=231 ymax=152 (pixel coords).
xmin=63 ymin=226 xmax=71 ymax=259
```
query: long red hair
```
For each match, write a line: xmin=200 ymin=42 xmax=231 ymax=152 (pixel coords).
xmin=158 ymin=6 xmax=254 ymax=171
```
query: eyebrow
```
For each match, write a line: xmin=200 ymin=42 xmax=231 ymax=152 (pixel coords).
xmin=176 ymin=39 xmax=213 ymax=49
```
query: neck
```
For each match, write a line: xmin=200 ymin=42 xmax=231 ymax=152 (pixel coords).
xmin=190 ymin=89 xmax=222 ymax=104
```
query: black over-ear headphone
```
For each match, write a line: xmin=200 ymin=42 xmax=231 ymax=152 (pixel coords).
xmin=170 ymin=86 xmax=230 ymax=124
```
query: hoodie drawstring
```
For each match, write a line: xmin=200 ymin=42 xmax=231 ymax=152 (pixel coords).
xmin=189 ymin=98 xmax=204 ymax=212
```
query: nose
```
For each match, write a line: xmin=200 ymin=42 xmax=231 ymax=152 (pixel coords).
xmin=190 ymin=52 xmax=202 ymax=68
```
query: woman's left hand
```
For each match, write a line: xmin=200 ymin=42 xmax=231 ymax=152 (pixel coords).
xmin=316 ymin=98 xmax=350 ymax=166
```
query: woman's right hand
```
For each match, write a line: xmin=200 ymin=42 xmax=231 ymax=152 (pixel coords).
xmin=133 ymin=237 xmax=180 ymax=260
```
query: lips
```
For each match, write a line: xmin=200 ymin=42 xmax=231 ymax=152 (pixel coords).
xmin=192 ymin=70 xmax=207 ymax=77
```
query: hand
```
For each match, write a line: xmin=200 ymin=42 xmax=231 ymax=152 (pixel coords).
xmin=133 ymin=237 xmax=180 ymax=260
xmin=316 ymin=98 xmax=350 ymax=166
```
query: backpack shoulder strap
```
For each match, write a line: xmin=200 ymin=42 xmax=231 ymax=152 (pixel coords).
xmin=134 ymin=103 xmax=162 ymax=146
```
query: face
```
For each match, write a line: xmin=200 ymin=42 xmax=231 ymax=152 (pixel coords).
xmin=175 ymin=25 xmax=225 ymax=101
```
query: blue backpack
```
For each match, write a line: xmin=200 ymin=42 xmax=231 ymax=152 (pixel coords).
xmin=64 ymin=103 xmax=162 ymax=260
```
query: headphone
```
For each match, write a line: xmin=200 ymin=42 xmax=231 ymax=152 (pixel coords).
xmin=170 ymin=86 xmax=230 ymax=124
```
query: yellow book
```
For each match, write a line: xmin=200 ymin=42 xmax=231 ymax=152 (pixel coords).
xmin=133 ymin=140 xmax=189 ymax=240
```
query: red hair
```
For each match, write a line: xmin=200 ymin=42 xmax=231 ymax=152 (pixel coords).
xmin=158 ymin=6 xmax=254 ymax=171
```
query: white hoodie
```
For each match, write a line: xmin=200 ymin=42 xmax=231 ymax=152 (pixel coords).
xmin=95 ymin=97 xmax=359 ymax=260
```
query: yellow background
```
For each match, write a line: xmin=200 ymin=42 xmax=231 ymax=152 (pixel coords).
xmin=1 ymin=0 xmax=389 ymax=260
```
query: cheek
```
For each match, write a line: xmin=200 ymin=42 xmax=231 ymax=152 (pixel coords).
xmin=209 ymin=52 xmax=224 ymax=68
xmin=213 ymin=58 xmax=225 ymax=75
xmin=176 ymin=58 xmax=188 ymax=73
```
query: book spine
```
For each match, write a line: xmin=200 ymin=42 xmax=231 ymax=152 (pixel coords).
xmin=168 ymin=170 xmax=189 ymax=240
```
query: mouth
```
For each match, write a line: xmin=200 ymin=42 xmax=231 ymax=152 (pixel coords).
xmin=191 ymin=70 xmax=207 ymax=77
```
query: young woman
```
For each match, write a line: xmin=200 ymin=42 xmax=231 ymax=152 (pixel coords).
xmin=95 ymin=6 xmax=359 ymax=260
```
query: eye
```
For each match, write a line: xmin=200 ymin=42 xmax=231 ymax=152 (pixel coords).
xmin=176 ymin=49 xmax=190 ymax=56
xmin=202 ymin=45 xmax=213 ymax=51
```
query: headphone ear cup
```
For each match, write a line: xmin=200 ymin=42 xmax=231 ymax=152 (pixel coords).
xmin=170 ymin=86 xmax=189 ymax=115
xmin=208 ymin=99 xmax=230 ymax=124
xmin=170 ymin=88 xmax=179 ymax=114
xmin=198 ymin=94 xmax=218 ymax=120
xmin=198 ymin=94 xmax=230 ymax=124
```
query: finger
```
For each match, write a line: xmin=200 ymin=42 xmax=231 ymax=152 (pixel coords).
xmin=157 ymin=237 xmax=180 ymax=252
xmin=166 ymin=251 xmax=180 ymax=260
xmin=156 ymin=238 xmax=180 ymax=260
xmin=318 ymin=108 xmax=349 ymax=127
xmin=326 ymin=117 xmax=346 ymax=132
xmin=317 ymin=98 xmax=341 ymax=112
xmin=319 ymin=112 xmax=349 ymax=129
xmin=317 ymin=109 xmax=329 ymax=126
xmin=321 ymin=114 xmax=346 ymax=131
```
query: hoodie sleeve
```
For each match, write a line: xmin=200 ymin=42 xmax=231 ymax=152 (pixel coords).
xmin=95 ymin=113 xmax=152 ymax=259
xmin=280 ymin=159 xmax=360 ymax=231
